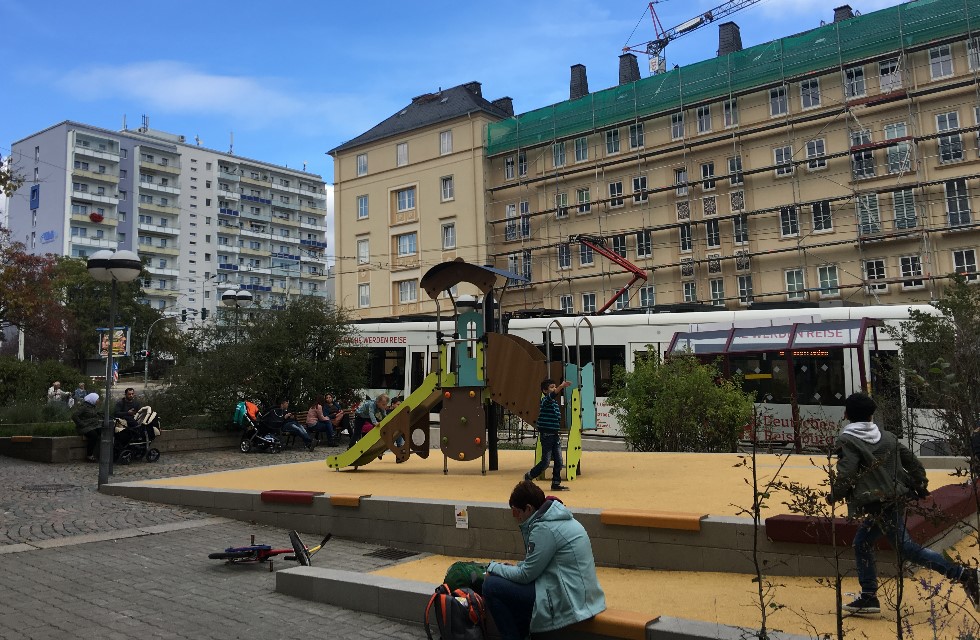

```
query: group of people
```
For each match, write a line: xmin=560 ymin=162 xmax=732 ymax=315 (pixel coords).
xmin=69 ymin=386 xmax=150 ymax=462
xmin=47 ymin=380 xmax=90 ymax=408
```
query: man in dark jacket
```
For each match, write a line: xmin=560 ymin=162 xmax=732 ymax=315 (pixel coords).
xmin=114 ymin=387 xmax=143 ymax=429
xmin=72 ymin=392 xmax=102 ymax=461
xmin=828 ymin=392 xmax=980 ymax=614
xmin=265 ymin=399 xmax=315 ymax=452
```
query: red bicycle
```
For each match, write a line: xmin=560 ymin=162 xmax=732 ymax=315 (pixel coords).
xmin=208 ymin=531 xmax=331 ymax=566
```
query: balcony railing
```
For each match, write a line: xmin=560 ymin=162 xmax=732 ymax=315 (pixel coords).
xmin=219 ymin=208 xmax=240 ymax=217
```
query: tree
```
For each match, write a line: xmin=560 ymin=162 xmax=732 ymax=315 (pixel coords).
xmin=607 ymin=349 xmax=755 ymax=452
xmin=160 ymin=296 xmax=367 ymax=421
xmin=0 ymin=228 xmax=60 ymax=333
xmin=0 ymin=154 xmax=24 ymax=197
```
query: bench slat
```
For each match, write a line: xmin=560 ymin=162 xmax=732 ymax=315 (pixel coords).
xmin=259 ymin=490 xmax=323 ymax=505
xmin=571 ymin=608 xmax=658 ymax=640
xmin=330 ymin=493 xmax=371 ymax=507
xmin=600 ymin=509 xmax=706 ymax=531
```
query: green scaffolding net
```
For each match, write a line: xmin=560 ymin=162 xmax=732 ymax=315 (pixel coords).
xmin=486 ymin=0 xmax=980 ymax=156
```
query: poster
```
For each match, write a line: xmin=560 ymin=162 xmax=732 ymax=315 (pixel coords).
xmin=97 ymin=327 xmax=131 ymax=358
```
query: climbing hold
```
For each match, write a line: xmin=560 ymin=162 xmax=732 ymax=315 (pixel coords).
xmin=442 ymin=436 xmax=448 ymax=444
xmin=458 ymin=452 xmax=465 ymax=460
xmin=468 ymin=390 xmax=476 ymax=398
xmin=460 ymin=416 xmax=467 ymax=424
xmin=474 ymin=437 xmax=481 ymax=445
xmin=444 ymin=391 xmax=452 ymax=399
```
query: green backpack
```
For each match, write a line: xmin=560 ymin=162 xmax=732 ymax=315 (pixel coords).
xmin=443 ymin=561 xmax=488 ymax=594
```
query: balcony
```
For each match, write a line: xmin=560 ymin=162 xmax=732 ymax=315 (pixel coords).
xmin=300 ymin=219 xmax=327 ymax=231
xmin=240 ymin=209 xmax=272 ymax=224
xmin=139 ymin=159 xmax=181 ymax=175
xmin=74 ymin=143 xmax=120 ymax=162
xmin=72 ymin=167 xmax=120 ymax=185
xmin=217 ymin=244 xmax=240 ymax=253
xmin=71 ymin=189 xmax=119 ymax=205
xmin=144 ymin=265 xmax=180 ymax=277
xmin=272 ymin=199 xmax=299 ymax=211
xmin=218 ymin=263 xmax=240 ymax=272
xmin=139 ymin=180 xmax=180 ymax=195
xmin=70 ymin=235 xmax=117 ymax=249
xmin=241 ymin=245 xmax=266 ymax=257
xmin=300 ymin=239 xmax=327 ymax=251
xmin=272 ymin=213 xmax=300 ymax=227
xmin=271 ymin=251 xmax=301 ymax=261
xmin=241 ymin=175 xmax=270 ymax=188
xmin=218 ymin=189 xmax=240 ymax=201
xmin=241 ymin=283 xmax=272 ymax=292
xmin=219 ymin=207 xmax=240 ymax=217
xmin=139 ymin=202 xmax=180 ymax=215
xmin=300 ymin=202 xmax=323 ymax=214
xmin=142 ymin=286 xmax=180 ymax=298
xmin=241 ymin=227 xmax=268 ymax=239
xmin=138 ymin=243 xmax=179 ymax=256
xmin=241 ymin=194 xmax=273 ymax=205
xmin=71 ymin=212 xmax=118 ymax=227
xmin=219 ymin=168 xmax=241 ymax=181
xmin=138 ymin=223 xmax=180 ymax=236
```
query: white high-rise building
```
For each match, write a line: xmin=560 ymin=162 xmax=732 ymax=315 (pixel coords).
xmin=7 ymin=121 xmax=331 ymax=325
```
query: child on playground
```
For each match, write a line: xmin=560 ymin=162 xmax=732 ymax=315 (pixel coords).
xmin=524 ymin=378 xmax=571 ymax=491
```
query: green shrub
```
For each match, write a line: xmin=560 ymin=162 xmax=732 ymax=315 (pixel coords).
xmin=0 ymin=357 xmax=86 ymax=405
xmin=0 ymin=422 xmax=76 ymax=437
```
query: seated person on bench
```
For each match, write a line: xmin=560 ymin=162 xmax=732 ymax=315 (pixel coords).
xmin=266 ymin=399 xmax=315 ymax=452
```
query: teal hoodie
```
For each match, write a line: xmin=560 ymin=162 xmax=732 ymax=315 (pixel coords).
xmin=487 ymin=499 xmax=606 ymax=632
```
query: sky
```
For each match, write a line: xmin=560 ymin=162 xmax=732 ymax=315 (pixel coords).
xmin=1 ymin=0 xmax=906 ymax=187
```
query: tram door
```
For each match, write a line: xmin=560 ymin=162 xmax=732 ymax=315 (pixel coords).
xmin=409 ymin=347 xmax=433 ymax=394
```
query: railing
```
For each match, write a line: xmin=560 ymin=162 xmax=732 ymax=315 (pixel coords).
xmin=219 ymin=208 xmax=240 ymax=217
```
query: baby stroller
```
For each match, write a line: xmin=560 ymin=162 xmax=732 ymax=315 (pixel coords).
xmin=234 ymin=400 xmax=282 ymax=454
xmin=114 ymin=406 xmax=161 ymax=464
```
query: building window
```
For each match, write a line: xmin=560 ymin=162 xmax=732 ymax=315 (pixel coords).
xmin=633 ymin=175 xmax=648 ymax=203
xmin=880 ymin=58 xmax=903 ymax=92
xmin=818 ymin=265 xmax=840 ymax=297
xmin=930 ymin=44 xmax=953 ymax=79
xmin=683 ymin=282 xmax=697 ymax=302
xmin=884 ymin=122 xmax=911 ymax=174
xmin=440 ymin=176 xmax=454 ymax=201
xmin=441 ymin=222 xmax=456 ymax=250
xmin=614 ymin=291 xmax=630 ymax=310
xmin=679 ymin=224 xmax=693 ymax=252
xmin=733 ymin=215 xmax=749 ymax=245
xmin=857 ymin=193 xmax=881 ymax=235
xmin=801 ymin=78 xmax=821 ymax=109
xmin=629 ymin=122 xmax=644 ymax=148
xmin=356 ymin=153 xmax=368 ymax=176
xmin=358 ymin=284 xmax=370 ymax=308
xmin=671 ymin=113 xmax=684 ymax=140
xmin=728 ymin=156 xmax=743 ymax=186
xmin=709 ymin=279 xmax=725 ymax=306
xmin=812 ymin=200 xmax=833 ymax=232
xmin=774 ymin=146 xmax=793 ymax=176
xmin=946 ymin=178 xmax=971 ymax=227
xmin=396 ymin=187 xmax=416 ymax=212
xmin=612 ymin=235 xmax=627 ymax=258
xmin=769 ymin=87 xmax=787 ymax=116
xmin=582 ymin=293 xmax=596 ymax=314
xmin=605 ymin=129 xmax=620 ymax=154
xmin=608 ymin=182 xmax=624 ymax=208
xmin=900 ymin=255 xmax=924 ymax=289
xmin=357 ymin=195 xmax=368 ymax=219
xmin=519 ymin=201 xmax=531 ymax=238
xmin=518 ymin=151 xmax=527 ymax=177
xmin=357 ymin=238 xmax=369 ymax=264
xmin=806 ymin=139 xmax=826 ymax=170
xmin=706 ymin=219 xmax=721 ymax=248
xmin=574 ymin=137 xmax=588 ymax=162
xmin=555 ymin=193 xmax=568 ymax=219
xmin=700 ymin=162 xmax=715 ymax=191
xmin=440 ymin=130 xmax=453 ymax=155
xmin=639 ymin=285 xmax=655 ymax=308
xmin=696 ymin=105 xmax=711 ymax=133
xmin=786 ymin=269 xmax=805 ymax=300
xmin=579 ymin=243 xmax=594 ymax=266
xmin=505 ymin=204 xmax=518 ymax=239
xmin=970 ymin=37 xmax=980 ymax=71
xmin=398 ymin=280 xmax=418 ymax=303
xmin=553 ymin=142 xmax=566 ymax=168
xmin=557 ymin=243 xmax=570 ymax=270
xmin=893 ymin=188 xmax=917 ymax=229
xmin=953 ymin=249 xmax=978 ymax=281
xmin=396 ymin=232 xmax=417 ymax=256
xmin=636 ymin=230 xmax=652 ymax=258
xmin=851 ymin=129 xmax=875 ymax=178
xmin=504 ymin=156 xmax=515 ymax=180
xmin=396 ymin=142 xmax=408 ymax=167
xmin=674 ymin=169 xmax=687 ymax=196
xmin=576 ymin=188 xmax=591 ymax=214
xmin=844 ymin=66 xmax=865 ymax=98
xmin=865 ymin=259 xmax=888 ymax=294
xmin=560 ymin=294 xmax=573 ymax=314
xmin=937 ymin=112 xmax=963 ymax=163
xmin=780 ymin=206 xmax=799 ymax=237
xmin=723 ymin=98 xmax=738 ymax=127
xmin=737 ymin=275 xmax=753 ymax=306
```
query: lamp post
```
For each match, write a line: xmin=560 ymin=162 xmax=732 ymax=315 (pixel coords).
xmin=143 ymin=314 xmax=176 ymax=387
xmin=221 ymin=288 xmax=253 ymax=343
xmin=87 ymin=249 xmax=142 ymax=487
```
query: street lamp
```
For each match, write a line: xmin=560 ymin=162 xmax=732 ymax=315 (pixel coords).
xmin=87 ymin=249 xmax=142 ymax=487
xmin=143 ymin=314 xmax=176 ymax=387
xmin=221 ymin=288 xmax=253 ymax=343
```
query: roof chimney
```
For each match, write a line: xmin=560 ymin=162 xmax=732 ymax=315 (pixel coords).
xmin=491 ymin=97 xmax=514 ymax=116
xmin=619 ymin=53 xmax=640 ymax=85
xmin=717 ymin=22 xmax=743 ymax=56
xmin=462 ymin=81 xmax=483 ymax=97
xmin=570 ymin=64 xmax=589 ymax=100
xmin=833 ymin=5 xmax=854 ymax=22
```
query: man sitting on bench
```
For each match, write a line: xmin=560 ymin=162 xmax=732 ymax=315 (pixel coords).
xmin=265 ymin=398 xmax=315 ymax=452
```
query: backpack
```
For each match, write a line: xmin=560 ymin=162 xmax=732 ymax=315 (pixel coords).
xmin=423 ymin=584 xmax=487 ymax=640
xmin=443 ymin=561 xmax=488 ymax=594
xmin=233 ymin=401 xmax=247 ymax=427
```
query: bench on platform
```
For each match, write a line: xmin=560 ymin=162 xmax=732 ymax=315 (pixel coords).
xmin=600 ymin=509 xmax=707 ymax=532
xmin=765 ymin=480 xmax=980 ymax=548
xmin=329 ymin=493 xmax=371 ymax=507
xmin=563 ymin=608 xmax=658 ymax=640
xmin=259 ymin=490 xmax=323 ymax=505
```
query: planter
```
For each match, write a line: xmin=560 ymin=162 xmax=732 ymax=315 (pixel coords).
xmin=0 ymin=428 xmax=241 ymax=463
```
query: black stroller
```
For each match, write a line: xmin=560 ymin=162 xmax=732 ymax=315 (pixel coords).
xmin=114 ymin=406 xmax=161 ymax=464
xmin=235 ymin=401 xmax=282 ymax=454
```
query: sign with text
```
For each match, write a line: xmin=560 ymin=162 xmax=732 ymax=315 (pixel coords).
xmin=97 ymin=327 xmax=131 ymax=358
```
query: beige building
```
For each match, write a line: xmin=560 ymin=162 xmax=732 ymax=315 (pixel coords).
xmin=330 ymin=82 xmax=513 ymax=318
xmin=484 ymin=1 xmax=980 ymax=315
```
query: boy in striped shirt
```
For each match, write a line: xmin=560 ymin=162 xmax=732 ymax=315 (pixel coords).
xmin=524 ymin=378 xmax=572 ymax=491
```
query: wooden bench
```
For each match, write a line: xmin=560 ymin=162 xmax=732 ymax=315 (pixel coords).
xmin=600 ymin=509 xmax=707 ymax=532
xmin=259 ymin=490 xmax=323 ymax=505
xmin=564 ymin=608 xmax=659 ymax=640
xmin=329 ymin=493 xmax=371 ymax=507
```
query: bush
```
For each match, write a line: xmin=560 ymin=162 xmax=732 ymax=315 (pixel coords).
xmin=0 ymin=422 xmax=75 ymax=437
xmin=0 ymin=399 xmax=73 ymax=425
xmin=0 ymin=357 xmax=86 ymax=405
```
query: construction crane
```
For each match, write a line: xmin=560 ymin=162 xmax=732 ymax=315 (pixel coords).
xmin=570 ymin=235 xmax=648 ymax=315
xmin=623 ymin=0 xmax=763 ymax=75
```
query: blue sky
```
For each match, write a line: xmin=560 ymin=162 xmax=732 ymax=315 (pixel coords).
xmin=2 ymin=0 xmax=903 ymax=185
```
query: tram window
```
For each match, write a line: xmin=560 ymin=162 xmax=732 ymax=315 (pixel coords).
xmin=730 ymin=353 xmax=791 ymax=404
xmin=870 ymin=350 xmax=900 ymax=404
xmin=793 ymin=349 xmax=846 ymax=406
xmin=567 ymin=345 xmax=626 ymax=397
xmin=901 ymin=343 xmax=940 ymax=410
xmin=365 ymin=348 xmax=406 ymax=390
xmin=410 ymin=352 xmax=426 ymax=393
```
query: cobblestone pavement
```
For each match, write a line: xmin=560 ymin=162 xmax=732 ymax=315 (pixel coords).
xmin=0 ymin=447 xmax=431 ymax=639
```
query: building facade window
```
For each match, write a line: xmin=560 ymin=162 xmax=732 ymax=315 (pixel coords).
xmin=574 ymin=137 xmax=588 ymax=162
xmin=801 ymin=78 xmax=821 ymax=109
xmin=937 ymin=112 xmax=964 ymax=163
xmin=724 ymin=98 xmax=738 ymax=127
xmin=356 ymin=195 xmax=368 ymax=219
xmin=440 ymin=130 xmax=453 ymax=155
xmin=700 ymin=162 xmax=715 ymax=190
xmin=441 ymin=222 xmax=456 ymax=250
xmin=900 ymin=255 xmax=924 ymax=289
xmin=737 ymin=275 xmax=753 ymax=305
xmin=636 ymin=230 xmax=652 ymax=258
xmin=614 ymin=291 xmax=630 ymax=310
xmin=356 ymin=154 xmax=368 ymax=176
xmin=674 ymin=169 xmax=687 ymax=196
xmin=945 ymin=178 xmax=971 ymax=226
xmin=553 ymin=142 xmax=566 ymax=167
xmin=582 ymin=293 xmax=596 ymax=314
xmin=396 ymin=232 xmax=417 ymax=257
xmin=504 ymin=203 xmax=518 ymax=240
xmin=671 ymin=113 xmax=684 ymax=140
xmin=818 ymin=265 xmax=840 ymax=297
xmin=629 ymin=123 xmax=645 ymax=148
xmin=769 ymin=87 xmax=788 ymax=116
xmin=844 ymin=66 xmax=866 ymax=98
xmin=440 ymin=176 xmax=454 ymax=201
xmin=880 ymin=58 xmax=903 ymax=91
xmin=865 ymin=259 xmax=888 ymax=293
xmin=679 ymin=224 xmax=693 ymax=252
xmin=555 ymin=193 xmax=568 ymax=218
xmin=851 ymin=129 xmax=875 ymax=178
xmin=930 ymin=44 xmax=953 ymax=79
xmin=557 ymin=243 xmax=570 ymax=270
xmin=780 ymin=206 xmax=799 ymax=237
xmin=608 ymin=181 xmax=624 ymax=208
xmin=518 ymin=151 xmax=527 ymax=177
xmin=697 ymin=105 xmax=711 ymax=133
xmin=396 ymin=142 xmax=408 ymax=167
xmin=706 ymin=219 xmax=721 ymax=248
xmin=560 ymin=294 xmax=573 ymax=314
xmin=812 ymin=200 xmax=833 ymax=232
xmin=774 ymin=146 xmax=794 ymax=176
xmin=709 ymin=279 xmax=725 ymax=306
xmin=683 ymin=282 xmax=697 ymax=302
xmin=396 ymin=187 xmax=416 ymax=212
xmin=579 ymin=243 xmax=594 ymax=266
xmin=806 ymin=139 xmax=827 ymax=170
xmin=884 ymin=122 xmax=911 ymax=174
xmin=397 ymin=279 xmax=418 ymax=303
xmin=786 ymin=269 xmax=805 ymax=300
xmin=953 ymin=249 xmax=978 ymax=281
xmin=605 ymin=129 xmax=620 ymax=155
xmin=728 ymin=156 xmax=743 ymax=186
xmin=576 ymin=188 xmax=591 ymax=214
xmin=639 ymin=285 xmax=655 ymax=308
xmin=893 ymin=188 xmax=917 ymax=229
xmin=504 ymin=156 xmax=515 ymax=179
xmin=357 ymin=238 xmax=369 ymax=264
xmin=733 ymin=214 xmax=749 ymax=245
xmin=857 ymin=193 xmax=881 ymax=235
xmin=612 ymin=235 xmax=627 ymax=258
xmin=358 ymin=283 xmax=370 ymax=308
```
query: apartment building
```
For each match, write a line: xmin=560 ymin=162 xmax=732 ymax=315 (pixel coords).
xmin=7 ymin=121 xmax=330 ymax=324
xmin=484 ymin=0 xmax=980 ymax=315
xmin=329 ymin=81 xmax=513 ymax=318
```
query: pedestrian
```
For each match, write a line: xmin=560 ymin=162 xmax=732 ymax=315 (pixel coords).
xmin=47 ymin=381 xmax=68 ymax=404
xmin=523 ymin=378 xmax=571 ymax=491
xmin=305 ymin=394 xmax=337 ymax=446
xmin=350 ymin=394 xmax=389 ymax=449
xmin=482 ymin=480 xmax=606 ymax=640
xmin=73 ymin=381 xmax=87 ymax=404
xmin=827 ymin=392 xmax=980 ymax=614
xmin=72 ymin=392 xmax=102 ymax=461
xmin=265 ymin=399 xmax=316 ymax=452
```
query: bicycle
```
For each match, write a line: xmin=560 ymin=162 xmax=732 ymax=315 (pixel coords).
xmin=208 ymin=530 xmax=331 ymax=566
